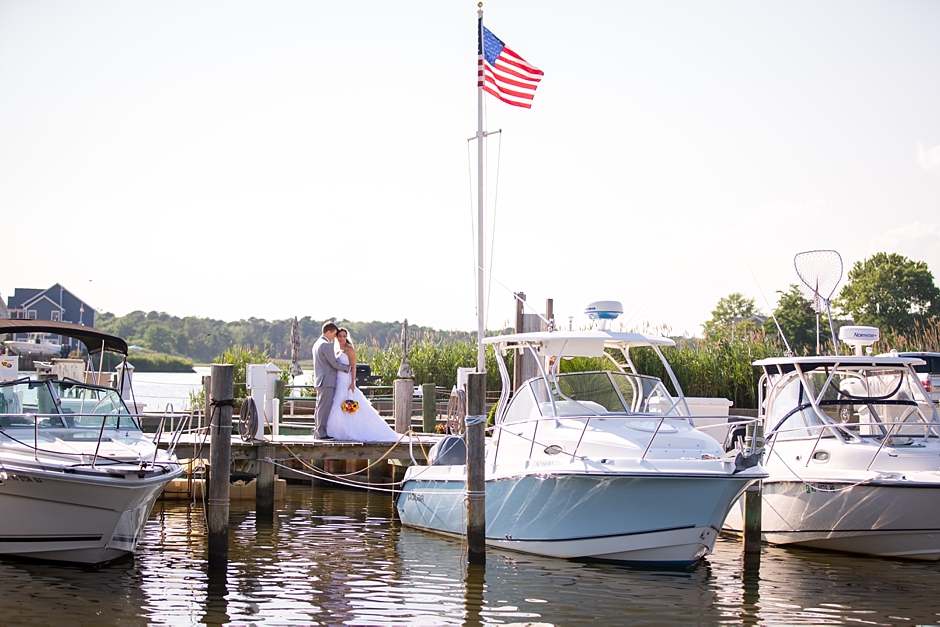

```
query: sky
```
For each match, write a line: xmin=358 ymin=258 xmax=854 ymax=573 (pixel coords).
xmin=2 ymin=0 xmax=939 ymax=337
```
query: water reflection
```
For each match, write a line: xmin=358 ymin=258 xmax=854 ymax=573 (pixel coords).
xmin=0 ymin=485 xmax=938 ymax=625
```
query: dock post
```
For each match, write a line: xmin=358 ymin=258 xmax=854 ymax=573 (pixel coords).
xmin=743 ymin=482 xmax=762 ymax=554
xmin=513 ymin=292 xmax=525 ymax=392
xmin=393 ymin=379 xmax=413 ymax=433
xmin=256 ymin=443 xmax=275 ymax=522
xmin=743 ymin=421 xmax=764 ymax=555
xmin=208 ymin=364 xmax=233 ymax=570
xmin=421 ymin=383 xmax=436 ymax=433
xmin=466 ymin=372 xmax=486 ymax=565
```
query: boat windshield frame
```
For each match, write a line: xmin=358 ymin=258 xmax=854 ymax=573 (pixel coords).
xmin=486 ymin=330 xmax=690 ymax=426
xmin=760 ymin=360 xmax=940 ymax=465
xmin=0 ymin=377 xmax=140 ymax=432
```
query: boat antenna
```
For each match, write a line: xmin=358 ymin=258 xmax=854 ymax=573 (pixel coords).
xmin=794 ymin=250 xmax=843 ymax=356
xmin=749 ymin=267 xmax=793 ymax=357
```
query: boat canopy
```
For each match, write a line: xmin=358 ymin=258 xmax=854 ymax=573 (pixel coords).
xmin=0 ymin=319 xmax=128 ymax=356
xmin=754 ymin=355 xmax=925 ymax=375
xmin=483 ymin=330 xmax=675 ymax=358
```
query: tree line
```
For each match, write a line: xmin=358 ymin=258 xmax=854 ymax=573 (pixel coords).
xmin=704 ymin=252 xmax=940 ymax=354
xmin=95 ymin=312 xmax=477 ymax=364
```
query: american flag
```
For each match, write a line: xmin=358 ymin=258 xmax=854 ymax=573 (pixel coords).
xmin=478 ymin=23 xmax=543 ymax=109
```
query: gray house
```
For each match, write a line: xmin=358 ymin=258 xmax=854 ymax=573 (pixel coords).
xmin=5 ymin=284 xmax=96 ymax=353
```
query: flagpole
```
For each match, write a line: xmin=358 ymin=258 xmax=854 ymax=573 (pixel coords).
xmin=476 ymin=4 xmax=486 ymax=373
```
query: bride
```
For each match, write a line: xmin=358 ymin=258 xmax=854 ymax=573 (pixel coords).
xmin=326 ymin=328 xmax=399 ymax=442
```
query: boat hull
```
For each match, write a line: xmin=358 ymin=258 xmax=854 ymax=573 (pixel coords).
xmin=724 ymin=479 xmax=940 ymax=560
xmin=0 ymin=465 xmax=181 ymax=564
xmin=397 ymin=471 xmax=754 ymax=566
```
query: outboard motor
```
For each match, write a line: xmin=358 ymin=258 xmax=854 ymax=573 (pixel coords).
xmin=429 ymin=435 xmax=467 ymax=466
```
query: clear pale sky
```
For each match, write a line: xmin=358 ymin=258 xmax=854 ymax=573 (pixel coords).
xmin=2 ymin=1 xmax=939 ymax=336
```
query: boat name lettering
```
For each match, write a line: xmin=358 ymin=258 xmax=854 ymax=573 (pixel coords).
xmin=532 ymin=460 xmax=563 ymax=468
xmin=407 ymin=492 xmax=424 ymax=502
xmin=9 ymin=475 xmax=42 ymax=484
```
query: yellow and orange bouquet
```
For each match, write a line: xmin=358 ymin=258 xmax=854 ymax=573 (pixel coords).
xmin=341 ymin=399 xmax=359 ymax=414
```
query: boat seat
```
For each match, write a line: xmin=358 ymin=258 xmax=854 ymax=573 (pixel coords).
xmin=429 ymin=435 xmax=467 ymax=466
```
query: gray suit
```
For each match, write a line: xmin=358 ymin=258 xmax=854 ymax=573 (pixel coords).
xmin=313 ymin=334 xmax=350 ymax=438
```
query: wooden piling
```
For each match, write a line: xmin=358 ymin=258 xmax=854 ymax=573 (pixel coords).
xmin=256 ymin=443 xmax=275 ymax=521
xmin=393 ymin=379 xmax=413 ymax=433
xmin=421 ymin=383 xmax=436 ymax=433
xmin=743 ymin=422 xmax=764 ymax=555
xmin=208 ymin=364 xmax=233 ymax=569
xmin=466 ymin=372 xmax=486 ymax=565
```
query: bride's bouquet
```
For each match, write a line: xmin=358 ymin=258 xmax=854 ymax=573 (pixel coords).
xmin=341 ymin=399 xmax=359 ymax=414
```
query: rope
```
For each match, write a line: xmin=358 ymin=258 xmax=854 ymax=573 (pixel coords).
xmin=238 ymin=398 xmax=258 ymax=442
xmin=446 ymin=389 xmax=466 ymax=436
xmin=273 ymin=429 xmax=430 ymax=489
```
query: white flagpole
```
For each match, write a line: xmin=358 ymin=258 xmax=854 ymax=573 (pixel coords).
xmin=476 ymin=6 xmax=486 ymax=373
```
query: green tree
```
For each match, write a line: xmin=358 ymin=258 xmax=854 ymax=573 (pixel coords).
xmin=836 ymin=252 xmax=940 ymax=334
xmin=772 ymin=284 xmax=817 ymax=355
xmin=704 ymin=293 xmax=760 ymax=338
xmin=142 ymin=323 xmax=177 ymax=354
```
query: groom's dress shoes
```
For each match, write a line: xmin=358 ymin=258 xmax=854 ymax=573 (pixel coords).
xmin=320 ymin=436 xmax=334 ymax=441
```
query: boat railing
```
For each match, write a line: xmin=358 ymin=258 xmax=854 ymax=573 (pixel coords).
xmin=764 ymin=417 xmax=940 ymax=473
xmin=0 ymin=409 xmax=189 ymax=469
xmin=490 ymin=413 xmax=764 ymax=465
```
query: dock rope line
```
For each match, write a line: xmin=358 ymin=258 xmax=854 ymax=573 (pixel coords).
xmin=272 ymin=429 xmax=434 ymax=490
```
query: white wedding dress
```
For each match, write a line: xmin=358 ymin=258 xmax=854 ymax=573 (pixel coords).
xmin=327 ymin=353 xmax=398 ymax=442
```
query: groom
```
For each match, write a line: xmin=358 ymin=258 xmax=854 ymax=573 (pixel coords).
xmin=313 ymin=321 xmax=350 ymax=440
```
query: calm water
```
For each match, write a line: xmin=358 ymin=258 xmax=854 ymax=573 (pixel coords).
xmin=130 ymin=369 xmax=314 ymax=412
xmin=1 ymin=485 xmax=938 ymax=626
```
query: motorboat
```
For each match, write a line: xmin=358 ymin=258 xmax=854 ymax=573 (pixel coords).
xmin=396 ymin=308 xmax=766 ymax=566
xmin=4 ymin=333 xmax=64 ymax=359
xmin=723 ymin=325 xmax=940 ymax=560
xmin=0 ymin=319 xmax=184 ymax=564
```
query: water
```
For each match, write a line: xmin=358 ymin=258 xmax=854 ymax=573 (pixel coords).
xmin=130 ymin=368 xmax=211 ymax=412
xmin=130 ymin=369 xmax=315 ymax=412
xmin=1 ymin=485 xmax=938 ymax=626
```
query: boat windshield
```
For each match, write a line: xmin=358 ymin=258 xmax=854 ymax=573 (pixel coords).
xmin=767 ymin=366 xmax=934 ymax=440
xmin=0 ymin=379 xmax=138 ymax=431
xmin=503 ymin=371 xmax=679 ymax=423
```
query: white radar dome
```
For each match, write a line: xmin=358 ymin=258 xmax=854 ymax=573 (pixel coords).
xmin=838 ymin=326 xmax=880 ymax=356
xmin=584 ymin=301 xmax=623 ymax=330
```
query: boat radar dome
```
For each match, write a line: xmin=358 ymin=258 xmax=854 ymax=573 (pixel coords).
xmin=584 ymin=300 xmax=624 ymax=330
xmin=838 ymin=325 xmax=880 ymax=356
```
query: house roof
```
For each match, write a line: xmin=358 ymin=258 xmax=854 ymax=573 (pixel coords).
xmin=0 ymin=319 xmax=127 ymax=355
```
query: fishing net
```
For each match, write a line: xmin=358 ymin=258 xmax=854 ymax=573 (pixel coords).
xmin=794 ymin=250 xmax=843 ymax=313
xmin=793 ymin=250 xmax=843 ymax=354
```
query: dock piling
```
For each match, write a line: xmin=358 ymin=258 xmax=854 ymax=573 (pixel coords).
xmin=466 ymin=372 xmax=486 ymax=565
xmin=256 ymin=443 xmax=275 ymax=521
xmin=421 ymin=383 xmax=436 ymax=433
xmin=208 ymin=364 xmax=233 ymax=569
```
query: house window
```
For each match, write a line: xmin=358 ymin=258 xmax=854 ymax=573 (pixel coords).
xmin=51 ymin=311 xmax=60 ymax=322
xmin=27 ymin=310 xmax=37 ymax=319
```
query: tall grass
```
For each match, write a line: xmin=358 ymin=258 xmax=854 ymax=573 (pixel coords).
xmin=873 ymin=317 xmax=940 ymax=353
xmin=353 ymin=329 xmax=783 ymax=408
xmin=356 ymin=333 xmax=506 ymax=391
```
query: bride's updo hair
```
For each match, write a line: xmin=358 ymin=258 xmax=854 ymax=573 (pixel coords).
xmin=338 ymin=327 xmax=353 ymax=346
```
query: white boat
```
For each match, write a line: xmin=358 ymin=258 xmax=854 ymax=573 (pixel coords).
xmin=4 ymin=333 xmax=64 ymax=359
xmin=396 ymin=316 xmax=766 ymax=566
xmin=723 ymin=326 xmax=940 ymax=560
xmin=0 ymin=319 xmax=184 ymax=564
